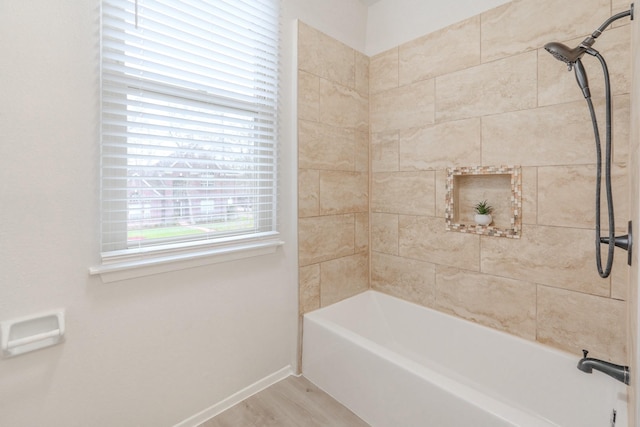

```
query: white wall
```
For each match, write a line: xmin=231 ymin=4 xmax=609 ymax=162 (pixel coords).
xmin=284 ymin=0 xmax=369 ymax=52
xmin=365 ymin=0 xmax=512 ymax=55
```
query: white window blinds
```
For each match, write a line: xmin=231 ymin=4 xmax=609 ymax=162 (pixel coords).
xmin=100 ymin=0 xmax=279 ymax=256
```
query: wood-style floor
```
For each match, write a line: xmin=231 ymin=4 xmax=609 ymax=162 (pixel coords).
xmin=199 ymin=375 xmax=370 ymax=427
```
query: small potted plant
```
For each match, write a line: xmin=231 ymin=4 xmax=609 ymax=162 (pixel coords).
xmin=474 ymin=200 xmax=493 ymax=226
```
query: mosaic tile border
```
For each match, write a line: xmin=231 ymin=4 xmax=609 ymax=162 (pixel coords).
xmin=445 ymin=165 xmax=522 ymax=238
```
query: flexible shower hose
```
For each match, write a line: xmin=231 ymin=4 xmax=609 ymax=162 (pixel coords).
xmin=584 ymin=51 xmax=615 ymax=278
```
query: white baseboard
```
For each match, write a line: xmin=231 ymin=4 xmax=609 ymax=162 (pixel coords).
xmin=173 ymin=365 xmax=294 ymax=427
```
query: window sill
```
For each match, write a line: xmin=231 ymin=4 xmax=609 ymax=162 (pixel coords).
xmin=89 ymin=236 xmax=284 ymax=283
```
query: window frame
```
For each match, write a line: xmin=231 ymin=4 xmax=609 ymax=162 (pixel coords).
xmin=92 ymin=0 xmax=282 ymax=282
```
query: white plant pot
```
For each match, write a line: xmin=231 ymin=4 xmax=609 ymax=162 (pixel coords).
xmin=474 ymin=214 xmax=492 ymax=226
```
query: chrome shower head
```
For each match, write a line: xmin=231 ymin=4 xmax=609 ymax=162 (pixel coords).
xmin=544 ymin=42 xmax=588 ymax=66
xmin=543 ymin=42 xmax=593 ymax=97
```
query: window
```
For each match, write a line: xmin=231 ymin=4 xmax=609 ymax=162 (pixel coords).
xmin=96 ymin=0 xmax=280 ymax=277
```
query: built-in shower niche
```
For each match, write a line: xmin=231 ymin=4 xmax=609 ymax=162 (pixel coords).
xmin=445 ymin=166 xmax=522 ymax=238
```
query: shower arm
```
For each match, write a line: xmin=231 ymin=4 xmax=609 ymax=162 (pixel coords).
xmin=580 ymin=4 xmax=634 ymax=49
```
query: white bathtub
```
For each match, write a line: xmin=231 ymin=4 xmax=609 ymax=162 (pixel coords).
xmin=302 ymin=290 xmax=628 ymax=427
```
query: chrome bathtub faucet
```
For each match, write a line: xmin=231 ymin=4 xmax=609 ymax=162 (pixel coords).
xmin=577 ymin=349 xmax=630 ymax=385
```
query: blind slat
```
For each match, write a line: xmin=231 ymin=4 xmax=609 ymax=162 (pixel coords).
xmin=101 ymin=60 xmax=278 ymax=101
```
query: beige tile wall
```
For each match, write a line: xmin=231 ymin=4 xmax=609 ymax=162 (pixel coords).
xmin=297 ymin=22 xmax=369 ymax=313
xmin=298 ymin=0 xmax=632 ymax=363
